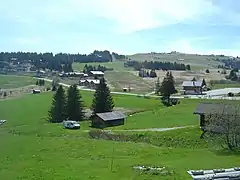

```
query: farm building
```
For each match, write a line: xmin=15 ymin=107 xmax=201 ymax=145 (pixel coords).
xmin=181 ymin=80 xmax=206 ymax=95
xmin=59 ymin=72 xmax=85 ymax=78
xmin=193 ymin=102 xmax=240 ymax=129
xmin=188 ymin=167 xmax=240 ymax=180
xmin=32 ymin=89 xmax=41 ymax=94
xmin=91 ymin=111 xmax=126 ymax=128
xmin=79 ymin=79 xmax=100 ymax=89
xmin=90 ymin=71 xmax=104 ymax=79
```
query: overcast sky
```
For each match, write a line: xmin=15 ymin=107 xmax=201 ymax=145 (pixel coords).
xmin=0 ymin=0 xmax=240 ymax=56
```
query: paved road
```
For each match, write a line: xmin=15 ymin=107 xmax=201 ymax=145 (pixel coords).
xmin=205 ymin=88 xmax=240 ymax=96
xmin=38 ymin=77 xmax=240 ymax=100
xmin=38 ymin=78 xmax=160 ymax=97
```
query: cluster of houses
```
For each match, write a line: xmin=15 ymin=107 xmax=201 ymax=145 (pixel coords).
xmin=59 ymin=70 xmax=104 ymax=89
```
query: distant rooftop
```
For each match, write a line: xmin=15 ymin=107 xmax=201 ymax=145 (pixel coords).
xmin=90 ymin=71 xmax=104 ymax=75
xmin=96 ymin=111 xmax=126 ymax=121
xmin=188 ymin=167 xmax=240 ymax=179
xmin=182 ymin=81 xmax=203 ymax=87
xmin=194 ymin=102 xmax=240 ymax=115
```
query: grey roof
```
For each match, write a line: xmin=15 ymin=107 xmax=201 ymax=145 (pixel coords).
xmin=96 ymin=111 xmax=126 ymax=121
xmin=188 ymin=167 xmax=240 ymax=179
xmin=90 ymin=71 xmax=104 ymax=75
xmin=194 ymin=102 xmax=240 ymax=115
xmin=182 ymin=81 xmax=202 ymax=87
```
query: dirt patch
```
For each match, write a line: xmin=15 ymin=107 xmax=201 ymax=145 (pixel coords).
xmin=105 ymin=71 xmax=153 ymax=93
xmin=0 ymin=85 xmax=48 ymax=100
xmin=130 ymin=69 xmax=228 ymax=90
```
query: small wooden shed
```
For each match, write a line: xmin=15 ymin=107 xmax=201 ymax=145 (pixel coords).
xmin=92 ymin=111 xmax=126 ymax=128
xmin=193 ymin=102 xmax=239 ymax=128
xmin=32 ymin=89 xmax=41 ymax=94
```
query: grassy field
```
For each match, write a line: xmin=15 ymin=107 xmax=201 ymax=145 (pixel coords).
xmin=0 ymin=75 xmax=35 ymax=89
xmin=0 ymin=92 xmax=240 ymax=179
xmin=73 ymin=61 xmax=133 ymax=72
xmin=212 ymin=83 xmax=240 ymax=89
xmin=128 ymin=52 xmax=225 ymax=68
xmin=105 ymin=71 xmax=153 ymax=93
xmin=110 ymin=99 xmax=200 ymax=130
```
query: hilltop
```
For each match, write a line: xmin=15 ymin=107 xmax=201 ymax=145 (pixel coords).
xmin=125 ymin=51 xmax=236 ymax=68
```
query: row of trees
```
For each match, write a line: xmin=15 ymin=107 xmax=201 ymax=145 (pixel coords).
xmin=48 ymin=78 xmax=114 ymax=122
xmin=112 ymin=52 xmax=126 ymax=60
xmin=83 ymin=64 xmax=112 ymax=74
xmin=138 ymin=69 xmax=157 ymax=78
xmin=0 ymin=51 xmax=113 ymax=72
xmin=124 ymin=60 xmax=190 ymax=71
xmin=36 ymin=79 xmax=45 ymax=86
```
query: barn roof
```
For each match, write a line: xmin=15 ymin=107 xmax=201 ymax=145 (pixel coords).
xmin=188 ymin=167 xmax=240 ymax=179
xmin=96 ymin=111 xmax=126 ymax=121
xmin=90 ymin=71 xmax=104 ymax=75
xmin=194 ymin=102 xmax=240 ymax=115
xmin=182 ymin=81 xmax=202 ymax=87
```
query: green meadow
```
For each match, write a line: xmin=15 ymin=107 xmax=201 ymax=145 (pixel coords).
xmin=0 ymin=75 xmax=35 ymax=89
xmin=0 ymin=91 xmax=239 ymax=180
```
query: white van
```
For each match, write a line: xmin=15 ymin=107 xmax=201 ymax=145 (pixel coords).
xmin=63 ymin=120 xmax=80 ymax=129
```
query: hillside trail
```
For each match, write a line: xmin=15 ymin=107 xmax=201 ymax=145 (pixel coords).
xmin=83 ymin=125 xmax=196 ymax=133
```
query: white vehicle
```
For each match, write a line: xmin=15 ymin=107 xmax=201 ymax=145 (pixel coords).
xmin=63 ymin=120 xmax=80 ymax=129
xmin=0 ymin=120 xmax=7 ymax=125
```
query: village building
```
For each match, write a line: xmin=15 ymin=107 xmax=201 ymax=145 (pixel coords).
xmin=59 ymin=72 xmax=85 ymax=78
xmin=181 ymin=80 xmax=206 ymax=95
xmin=91 ymin=111 xmax=126 ymax=128
xmin=193 ymin=102 xmax=239 ymax=131
xmin=79 ymin=79 xmax=100 ymax=89
xmin=89 ymin=71 xmax=104 ymax=79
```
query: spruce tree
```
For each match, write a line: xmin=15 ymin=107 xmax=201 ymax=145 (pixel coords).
xmin=92 ymin=78 xmax=114 ymax=114
xmin=160 ymin=71 xmax=176 ymax=103
xmin=66 ymin=84 xmax=84 ymax=121
xmin=202 ymin=78 xmax=206 ymax=86
xmin=48 ymin=85 xmax=66 ymax=123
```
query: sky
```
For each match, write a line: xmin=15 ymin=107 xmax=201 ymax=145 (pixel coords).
xmin=0 ymin=0 xmax=240 ymax=56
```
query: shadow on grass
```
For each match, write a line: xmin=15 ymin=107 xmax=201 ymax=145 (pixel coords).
xmin=211 ymin=148 xmax=240 ymax=156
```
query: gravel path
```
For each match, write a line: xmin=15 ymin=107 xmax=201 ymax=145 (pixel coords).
xmin=83 ymin=125 xmax=196 ymax=133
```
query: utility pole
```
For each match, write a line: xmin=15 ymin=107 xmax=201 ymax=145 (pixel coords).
xmin=110 ymin=147 xmax=115 ymax=172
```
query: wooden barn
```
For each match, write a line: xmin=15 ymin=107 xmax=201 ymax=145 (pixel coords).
xmin=193 ymin=102 xmax=239 ymax=129
xmin=32 ymin=89 xmax=41 ymax=94
xmin=182 ymin=80 xmax=205 ymax=95
xmin=92 ymin=111 xmax=126 ymax=128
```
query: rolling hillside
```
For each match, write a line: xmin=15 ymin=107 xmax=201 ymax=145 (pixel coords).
xmin=127 ymin=52 xmax=228 ymax=68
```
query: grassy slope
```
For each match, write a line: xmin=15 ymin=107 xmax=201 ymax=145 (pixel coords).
xmin=104 ymin=71 xmax=153 ymax=93
xmin=128 ymin=53 xmax=224 ymax=68
xmin=0 ymin=75 xmax=35 ymax=89
xmin=110 ymin=98 xmax=240 ymax=130
xmin=0 ymin=93 xmax=239 ymax=179
xmin=73 ymin=62 xmax=153 ymax=93
xmin=212 ymin=83 xmax=240 ymax=89
xmin=73 ymin=61 xmax=133 ymax=72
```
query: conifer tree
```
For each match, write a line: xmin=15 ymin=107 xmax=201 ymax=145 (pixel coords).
xmin=160 ymin=71 xmax=176 ymax=103
xmin=92 ymin=78 xmax=114 ymax=114
xmin=66 ymin=84 xmax=84 ymax=121
xmin=48 ymin=85 xmax=66 ymax=123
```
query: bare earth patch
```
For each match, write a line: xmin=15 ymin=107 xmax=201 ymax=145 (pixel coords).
xmin=0 ymin=85 xmax=47 ymax=100
xmin=130 ymin=68 xmax=228 ymax=90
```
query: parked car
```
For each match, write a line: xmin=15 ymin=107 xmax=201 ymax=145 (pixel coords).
xmin=0 ymin=120 xmax=7 ymax=125
xmin=63 ymin=120 xmax=80 ymax=129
